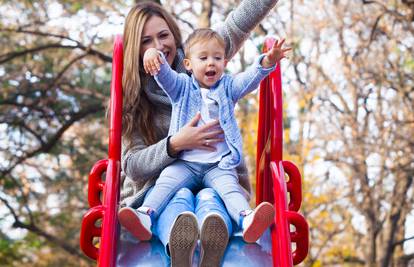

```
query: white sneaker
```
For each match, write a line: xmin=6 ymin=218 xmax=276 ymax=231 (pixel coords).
xmin=118 ymin=207 xmax=152 ymax=241
xmin=169 ymin=211 xmax=199 ymax=267
xmin=242 ymin=202 xmax=275 ymax=243
xmin=199 ymin=212 xmax=229 ymax=267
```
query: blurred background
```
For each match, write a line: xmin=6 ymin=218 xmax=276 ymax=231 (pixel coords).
xmin=1 ymin=0 xmax=413 ymax=266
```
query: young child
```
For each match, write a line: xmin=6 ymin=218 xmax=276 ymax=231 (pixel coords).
xmin=123 ymin=29 xmax=290 ymax=243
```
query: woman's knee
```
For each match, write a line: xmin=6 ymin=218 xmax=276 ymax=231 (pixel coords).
xmin=196 ymin=187 xmax=218 ymax=200
xmin=173 ymin=187 xmax=194 ymax=200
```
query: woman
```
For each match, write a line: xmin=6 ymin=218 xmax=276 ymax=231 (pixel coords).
xmin=118 ymin=1 xmax=279 ymax=266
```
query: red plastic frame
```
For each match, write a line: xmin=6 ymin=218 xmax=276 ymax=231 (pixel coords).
xmin=256 ymin=38 xmax=309 ymax=266
xmin=80 ymin=35 xmax=123 ymax=267
xmin=80 ymin=36 xmax=309 ymax=267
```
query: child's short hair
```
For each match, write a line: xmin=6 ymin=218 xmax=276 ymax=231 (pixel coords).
xmin=184 ymin=28 xmax=226 ymax=57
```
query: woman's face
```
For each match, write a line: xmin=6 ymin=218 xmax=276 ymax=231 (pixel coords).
xmin=140 ymin=15 xmax=177 ymax=66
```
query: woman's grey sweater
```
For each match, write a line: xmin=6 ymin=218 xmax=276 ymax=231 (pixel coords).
xmin=120 ymin=0 xmax=279 ymax=208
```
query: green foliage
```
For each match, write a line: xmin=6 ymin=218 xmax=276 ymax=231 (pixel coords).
xmin=0 ymin=237 xmax=24 ymax=266
xmin=0 ymin=1 xmax=124 ymax=265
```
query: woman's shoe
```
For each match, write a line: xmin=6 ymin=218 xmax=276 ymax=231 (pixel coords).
xmin=242 ymin=202 xmax=275 ymax=243
xmin=169 ymin=211 xmax=199 ymax=267
xmin=118 ymin=207 xmax=152 ymax=241
xmin=199 ymin=213 xmax=229 ymax=267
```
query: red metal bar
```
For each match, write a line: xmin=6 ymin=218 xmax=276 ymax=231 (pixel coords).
xmin=287 ymin=211 xmax=309 ymax=264
xmin=98 ymin=160 xmax=121 ymax=267
xmin=270 ymin=161 xmax=293 ymax=266
xmin=257 ymin=37 xmax=309 ymax=266
xmin=80 ymin=35 xmax=123 ymax=266
xmin=282 ymin=160 xmax=302 ymax=212
xmin=255 ymin=76 xmax=266 ymax=204
xmin=80 ymin=206 xmax=104 ymax=260
xmin=256 ymin=38 xmax=280 ymax=205
xmin=96 ymin=34 xmax=123 ymax=267
xmin=88 ymin=159 xmax=108 ymax=208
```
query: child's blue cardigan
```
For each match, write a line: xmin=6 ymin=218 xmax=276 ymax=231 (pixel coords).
xmin=155 ymin=53 xmax=275 ymax=170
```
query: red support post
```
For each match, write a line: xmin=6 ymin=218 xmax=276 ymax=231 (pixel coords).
xmin=80 ymin=35 xmax=123 ymax=267
xmin=257 ymin=37 xmax=309 ymax=266
xmin=96 ymin=34 xmax=123 ymax=267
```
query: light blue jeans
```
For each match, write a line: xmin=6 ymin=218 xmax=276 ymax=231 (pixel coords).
xmin=142 ymin=160 xmax=251 ymax=224
xmin=151 ymin=187 xmax=235 ymax=256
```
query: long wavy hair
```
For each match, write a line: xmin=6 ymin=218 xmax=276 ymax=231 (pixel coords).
xmin=122 ymin=1 xmax=182 ymax=146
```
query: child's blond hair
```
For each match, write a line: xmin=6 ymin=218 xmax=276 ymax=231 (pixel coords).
xmin=184 ymin=28 xmax=226 ymax=57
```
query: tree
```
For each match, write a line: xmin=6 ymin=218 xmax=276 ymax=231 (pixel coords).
xmin=0 ymin=1 xmax=129 ymax=265
xmin=0 ymin=0 xmax=271 ymax=264
xmin=285 ymin=0 xmax=414 ymax=266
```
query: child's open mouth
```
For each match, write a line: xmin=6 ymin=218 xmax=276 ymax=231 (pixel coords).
xmin=205 ymin=70 xmax=216 ymax=77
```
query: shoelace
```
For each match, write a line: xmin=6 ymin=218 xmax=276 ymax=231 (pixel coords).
xmin=137 ymin=206 xmax=155 ymax=223
xmin=238 ymin=209 xmax=253 ymax=228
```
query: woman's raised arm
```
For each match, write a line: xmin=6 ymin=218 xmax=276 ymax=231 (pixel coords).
xmin=214 ymin=0 xmax=279 ymax=59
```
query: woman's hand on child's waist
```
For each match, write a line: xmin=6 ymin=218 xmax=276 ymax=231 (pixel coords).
xmin=169 ymin=112 xmax=225 ymax=155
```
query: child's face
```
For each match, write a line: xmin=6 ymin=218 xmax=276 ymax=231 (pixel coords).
xmin=183 ymin=39 xmax=227 ymax=88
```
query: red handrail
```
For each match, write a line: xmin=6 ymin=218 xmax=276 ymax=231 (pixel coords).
xmin=80 ymin=35 xmax=123 ymax=267
xmin=256 ymin=37 xmax=309 ymax=266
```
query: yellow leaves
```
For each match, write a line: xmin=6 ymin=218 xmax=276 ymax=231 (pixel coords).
xmin=298 ymin=98 xmax=307 ymax=111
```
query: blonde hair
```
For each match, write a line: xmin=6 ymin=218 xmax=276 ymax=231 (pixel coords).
xmin=184 ymin=28 xmax=226 ymax=58
xmin=122 ymin=1 xmax=182 ymax=145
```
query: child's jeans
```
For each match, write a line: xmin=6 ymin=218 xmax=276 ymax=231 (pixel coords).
xmin=142 ymin=159 xmax=251 ymax=224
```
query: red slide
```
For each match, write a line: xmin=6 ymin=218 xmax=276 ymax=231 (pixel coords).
xmin=79 ymin=36 xmax=309 ymax=267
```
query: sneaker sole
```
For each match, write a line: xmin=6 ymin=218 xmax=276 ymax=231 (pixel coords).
xmin=243 ymin=202 xmax=275 ymax=243
xmin=118 ymin=207 xmax=152 ymax=241
xmin=169 ymin=212 xmax=199 ymax=267
xmin=199 ymin=213 xmax=229 ymax=267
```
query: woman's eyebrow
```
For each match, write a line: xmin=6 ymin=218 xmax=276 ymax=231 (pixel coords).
xmin=142 ymin=29 xmax=169 ymax=39
xmin=158 ymin=29 xmax=170 ymax=35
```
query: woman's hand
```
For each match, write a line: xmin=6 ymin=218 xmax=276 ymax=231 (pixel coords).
xmin=143 ymin=48 xmax=163 ymax=75
xmin=169 ymin=112 xmax=225 ymax=155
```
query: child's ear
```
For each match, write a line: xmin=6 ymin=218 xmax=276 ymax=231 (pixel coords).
xmin=224 ymin=59 xmax=228 ymax=67
xmin=183 ymin=58 xmax=192 ymax=72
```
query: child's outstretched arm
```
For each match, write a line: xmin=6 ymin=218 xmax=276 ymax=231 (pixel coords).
xmin=142 ymin=48 xmax=187 ymax=102
xmin=261 ymin=38 xmax=291 ymax=68
xmin=229 ymin=38 xmax=290 ymax=102
xmin=143 ymin=48 xmax=163 ymax=76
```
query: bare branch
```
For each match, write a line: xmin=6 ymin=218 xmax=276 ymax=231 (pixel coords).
xmin=0 ymin=103 xmax=104 ymax=178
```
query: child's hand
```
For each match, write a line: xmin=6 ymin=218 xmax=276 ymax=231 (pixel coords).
xmin=143 ymin=48 xmax=164 ymax=75
xmin=261 ymin=38 xmax=291 ymax=68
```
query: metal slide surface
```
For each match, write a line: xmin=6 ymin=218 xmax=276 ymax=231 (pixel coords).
xmin=117 ymin=229 xmax=274 ymax=267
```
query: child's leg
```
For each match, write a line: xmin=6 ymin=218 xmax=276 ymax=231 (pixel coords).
xmin=119 ymin=161 xmax=200 ymax=241
xmin=203 ymin=166 xmax=275 ymax=243
xmin=202 ymin=167 xmax=250 ymax=222
xmin=142 ymin=160 xmax=200 ymax=217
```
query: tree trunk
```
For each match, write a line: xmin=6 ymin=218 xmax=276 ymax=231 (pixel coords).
xmin=198 ymin=0 xmax=213 ymax=28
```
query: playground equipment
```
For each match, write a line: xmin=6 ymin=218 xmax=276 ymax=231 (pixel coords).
xmin=80 ymin=35 xmax=309 ymax=266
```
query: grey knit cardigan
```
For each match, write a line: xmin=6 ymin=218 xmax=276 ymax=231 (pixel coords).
xmin=120 ymin=0 xmax=279 ymax=208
